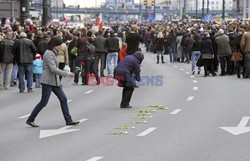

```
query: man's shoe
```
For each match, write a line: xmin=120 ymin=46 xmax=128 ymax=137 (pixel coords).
xmin=26 ymin=121 xmax=39 ymax=127
xmin=120 ymin=105 xmax=132 ymax=108
xmin=66 ymin=121 xmax=80 ymax=126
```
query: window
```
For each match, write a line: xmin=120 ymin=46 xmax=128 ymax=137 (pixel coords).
xmin=211 ymin=1 xmax=214 ymax=5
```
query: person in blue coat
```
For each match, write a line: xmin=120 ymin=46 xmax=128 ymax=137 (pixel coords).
xmin=114 ymin=51 xmax=144 ymax=108
xmin=33 ymin=54 xmax=43 ymax=88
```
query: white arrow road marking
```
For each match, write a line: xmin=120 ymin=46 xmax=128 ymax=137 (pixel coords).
xmin=186 ymin=72 xmax=190 ymax=74
xmin=86 ymin=156 xmax=104 ymax=161
xmin=193 ymin=87 xmax=198 ymax=90
xmin=190 ymin=75 xmax=195 ymax=78
xmin=18 ymin=114 xmax=31 ymax=119
xmin=186 ymin=96 xmax=194 ymax=101
xmin=180 ymin=68 xmax=184 ymax=71
xmin=220 ymin=117 xmax=250 ymax=136
xmin=137 ymin=127 xmax=157 ymax=136
xmin=85 ymin=90 xmax=94 ymax=94
xmin=193 ymin=80 xmax=198 ymax=83
xmin=67 ymin=100 xmax=72 ymax=103
xmin=170 ymin=109 xmax=182 ymax=115
xmin=39 ymin=119 xmax=88 ymax=139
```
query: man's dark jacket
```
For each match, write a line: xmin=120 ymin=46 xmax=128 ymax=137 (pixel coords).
xmin=12 ymin=38 xmax=37 ymax=64
xmin=0 ymin=38 xmax=15 ymax=63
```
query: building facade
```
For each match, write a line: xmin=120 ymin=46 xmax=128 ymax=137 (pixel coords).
xmin=0 ymin=0 xmax=20 ymax=19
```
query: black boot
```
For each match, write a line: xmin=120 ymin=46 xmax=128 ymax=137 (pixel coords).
xmin=161 ymin=56 xmax=165 ymax=63
xmin=157 ymin=56 xmax=159 ymax=64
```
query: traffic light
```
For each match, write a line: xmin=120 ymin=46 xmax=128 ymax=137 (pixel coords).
xmin=151 ymin=0 xmax=155 ymax=6
xmin=144 ymin=0 xmax=147 ymax=5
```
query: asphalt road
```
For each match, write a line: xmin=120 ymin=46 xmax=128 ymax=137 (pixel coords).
xmin=1 ymin=47 xmax=250 ymax=161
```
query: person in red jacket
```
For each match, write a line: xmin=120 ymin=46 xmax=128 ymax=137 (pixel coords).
xmin=119 ymin=43 xmax=127 ymax=62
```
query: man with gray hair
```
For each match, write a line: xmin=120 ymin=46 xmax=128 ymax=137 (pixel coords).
xmin=215 ymin=29 xmax=232 ymax=76
xmin=0 ymin=32 xmax=15 ymax=89
xmin=13 ymin=32 xmax=37 ymax=93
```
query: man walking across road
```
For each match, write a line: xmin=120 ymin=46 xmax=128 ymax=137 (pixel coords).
xmin=13 ymin=32 xmax=37 ymax=93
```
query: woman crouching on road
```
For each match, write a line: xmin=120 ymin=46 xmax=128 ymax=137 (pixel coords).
xmin=114 ymin=51 xmax=144 ymax=108
xmin=26 ymin=37 xmax=79 ymax=127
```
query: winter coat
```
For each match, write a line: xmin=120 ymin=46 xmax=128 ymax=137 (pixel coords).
xmin=192 ymin=34 xmax=201 ymax=51
xmin=57 ymin=43 xmax=69 ymax=64
xmin=168 ymin=32 xmax=177 ymax=47
xmin=106 ymin=37 xmax=119 ymax=53
xmin=114 ymin=52 xmax=143 ymax=82
xmin=183 ymin=36 xmax=193 ymax=53
xmin=215 ymin=34 xmax=232 ymax=56
xmin=12 ymin=38 xmax=37 ymax=64
xmin=240 ymin=32 xmax=250 ymax=53
xmin=33 ymin=59 xmax=43 ymax=74
xmin=94 ymin=36 xmax=107 ymax=53
xmin=228 ymin=32 xmax=238 ymax=53
xmin=201 ymin=37 xmax=214 ymax=59
xmin=0 ymin=38 xmax=15 ymax=63
xmin=155 ymin=38 xmax=164 ymax=51
xmin=40 ymin=49 xmax=67 ymax=87
xmin=119 ymin=47 xmax=127 ymax=61
xmin=126 ymin=32 xmax=143 ymax=55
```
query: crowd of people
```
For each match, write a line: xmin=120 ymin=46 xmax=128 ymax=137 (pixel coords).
xmin=0 ymin=19 xmax=250 ymax=92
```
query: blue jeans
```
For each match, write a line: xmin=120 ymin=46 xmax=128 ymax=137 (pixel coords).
xmin=191 ymin=51 xmax=201 ymax=71
xmin=27 ymin=84 xmax=72 ymax=123
xmin=168 ymin=46 xmax=176 ymax=62
xmin=106 ymin=52 xmax=118 ymax=75
xmin=35 ymin=74 xmax=41 ymax=87
xmin=18 ymin=63 xmax=33 ymax=92
xmin=11 ymin=64 xmax=18 ymax=85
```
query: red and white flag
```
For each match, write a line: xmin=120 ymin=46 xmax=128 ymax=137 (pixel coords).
xmin=96 ymin=13 xmax=103 ymax=30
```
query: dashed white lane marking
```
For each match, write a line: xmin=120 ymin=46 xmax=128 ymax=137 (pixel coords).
xmin=86 ymin=156 xmax=104 ymax=161
xmin=187 ymin=96 xmax=194 ymax=101
xmin=79 ymin=119 xmax=88 ymax=123
xmin=67 ymin=100 xmax=72 ymax=103
xmin=170 ymin=109 xmax=182 ymax=115
xmin=85 ymin=90 xmax=94 ymax=94
xmin=190 ymin=75 xmax=195 ymax=78
xmin=180 ymin=68 xmax=184 ymax=71
xmin=18 ymin=114 xmax=31 ymax=119
xmin=137 ymin=127 xmax=157 ymax=136
xmin=173 ymin=66 xmax=178 ymax=68
xmin=193 ymin=80 xmax=198 ymax=83
xmin=186 ymin=72 xmax=190 ymax=74
xmin=193 ymin=87 xmax=198 ymax=90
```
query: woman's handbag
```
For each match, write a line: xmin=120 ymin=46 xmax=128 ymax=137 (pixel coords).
xmin=196 ymin=56 xmax=203 ymax=67
xmin=231 ymin=52 xmax=243 ymax=62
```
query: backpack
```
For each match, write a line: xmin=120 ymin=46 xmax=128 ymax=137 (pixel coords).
xmin=71 ymin=46 xmax=78 ymax=56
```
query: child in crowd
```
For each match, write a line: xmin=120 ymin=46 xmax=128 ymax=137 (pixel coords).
xmin=119 ymin=43 xmax=127 ymax=62
xmin=33 ymin=54 xmax=43 ymax=88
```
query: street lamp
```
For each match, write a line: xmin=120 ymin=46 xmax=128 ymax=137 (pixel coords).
xmin=222 ymin=0 xmax=225 ymax=20
xmin=42 ymin=0 xmax=50 ymax=26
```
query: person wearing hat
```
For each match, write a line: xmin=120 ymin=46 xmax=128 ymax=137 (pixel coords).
xmin=33 ymin=54 xmax=43 ymax=88
xmin=12 ymin=32 xmax=37 ymax=93
xmin=26 ymin=37 xmax=79 ymax=127
xmin=114 ymin=51 xmax=144 ymax=108
xmin=215 ymin=29 xmax=232 ymax=76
